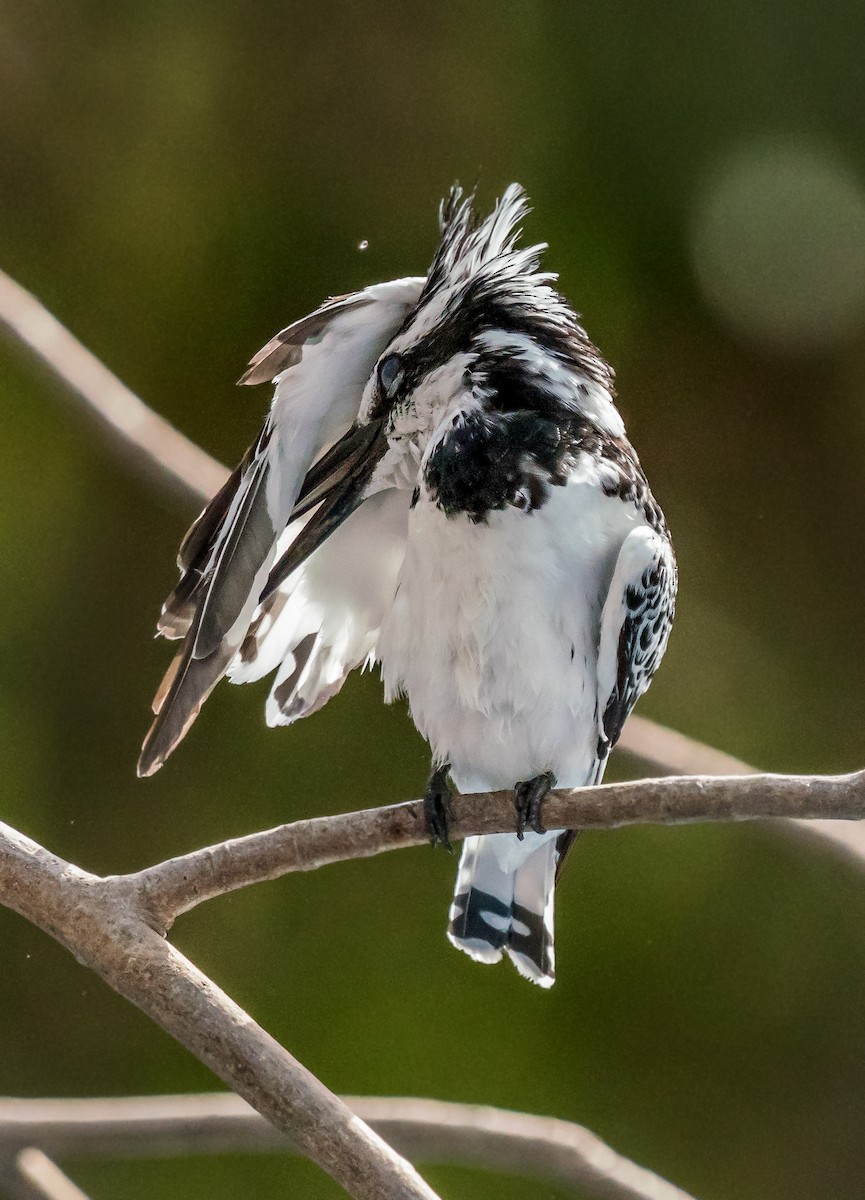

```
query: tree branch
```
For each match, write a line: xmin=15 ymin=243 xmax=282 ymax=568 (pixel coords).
xmin=0 ymin=824 xmax=439 ymax=1200
xmin=125 ymin=768 xmax=865 ymax=933
xmin=0 ymin=266 xmax=711 ymax=1200
xmin=0 ymin=1150 xmax=93 ymax=1200
xmin=0 ymin=268 xmax=227 ymax=504
xmin=1 ymin=264 xmax=861 ymax=1199
xmin=0 ymin=809 xmax=706 ymax=1200
xmin=617 ymin=715 xmax=752 ymax=778
xmin=618 ymin=716 xmax=865 ymax=869
xmin=6 ymin=759 xmax=858 ymax=1197
xmin=0 ymin=1094 xmax=698 ymax=1200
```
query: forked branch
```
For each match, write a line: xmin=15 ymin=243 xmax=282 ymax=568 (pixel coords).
xmin=2 ymin=264 xmax=862 ymax=1200
xmin=0 ymin=823 xmax=440 ymax=1200
xmin=2 ymin=764 xmax=864 ymax=1197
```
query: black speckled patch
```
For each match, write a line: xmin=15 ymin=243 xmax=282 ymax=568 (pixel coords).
xmin=424 ymin=409 xmax=569 ymax=522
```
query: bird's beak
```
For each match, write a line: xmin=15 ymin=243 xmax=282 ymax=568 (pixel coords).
xmin=260 ymin=419 xmax=387 ymax=602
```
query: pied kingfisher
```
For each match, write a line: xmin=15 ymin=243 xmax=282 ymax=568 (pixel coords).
xmin=139 ymin=185 xmax=676 ymax=988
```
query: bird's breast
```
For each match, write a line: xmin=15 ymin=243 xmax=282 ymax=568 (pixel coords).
xmin=377 ymin=470 xmax=637 ymax=789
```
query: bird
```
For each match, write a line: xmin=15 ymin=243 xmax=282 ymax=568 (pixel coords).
xmin=138 ymin=184 xmax=676 ymax=988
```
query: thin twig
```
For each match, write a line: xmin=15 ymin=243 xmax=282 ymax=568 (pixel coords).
xmin=0 ymin=268 xmax=227 ymax=504
xmin=0 ymin=1154 xmax=63 ymax=1200
xmin=0 ymin=824 xmax=439 ymax=1200
xmin=124 ymin=768 xmax=865 ymax=932
xmin=0 ymin=1094 xmax=697 ymax=1200
xmin=618 ymin=715 xmax=752 ymax=777
xmin=619 ymin=716 xmax=865 ymax=868
xmin=7 ymin=1151 xmax=91 ymax=1200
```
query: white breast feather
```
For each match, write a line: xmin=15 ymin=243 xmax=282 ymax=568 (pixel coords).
xmin=377 ymin=459 xmax=643 ymax=792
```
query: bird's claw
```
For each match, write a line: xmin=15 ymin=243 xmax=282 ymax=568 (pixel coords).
xmin=514 ymin=772 xmax=555 ymax=840
xmin=424 ymin=764 xmax=454 ymax=852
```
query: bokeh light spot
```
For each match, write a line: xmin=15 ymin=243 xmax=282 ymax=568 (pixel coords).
xmin=691 ymin=139 xmax=865 ymax=352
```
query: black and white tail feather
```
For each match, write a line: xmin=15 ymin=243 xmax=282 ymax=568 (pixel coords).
xmin=140 ymin=184 xmax=676 ymax=988
xmin=448 ymin=831 xmax=564 ymax=987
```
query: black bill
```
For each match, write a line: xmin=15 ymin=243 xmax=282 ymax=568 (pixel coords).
xmin=260 ymin=418 xmax=388 ymax=603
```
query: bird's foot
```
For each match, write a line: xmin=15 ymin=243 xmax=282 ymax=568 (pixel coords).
xmin=514 ymin=772 xmax=556 ymax=840
xmin=424 ymin=763 xmax=454 ymax=852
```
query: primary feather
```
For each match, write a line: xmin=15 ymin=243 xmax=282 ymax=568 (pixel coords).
xmin=138 ymin=277 xmax=422 ymax=776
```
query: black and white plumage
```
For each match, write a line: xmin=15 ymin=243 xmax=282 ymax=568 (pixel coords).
xmin=139 ymin=185 xmax=676 ymax=988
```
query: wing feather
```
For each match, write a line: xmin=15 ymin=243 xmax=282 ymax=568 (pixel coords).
xmin=237 ymin=294 xmax=371 ymax=386
xmin=228 ymin=487 xmax=411 ymax=725
xmin=138 ymin=277 xmax=423 ymax=776
xmin=191 ymin=442 xmax=275 ymax=660
xmin=596 ymin=525 xmax=677 ymax=758
xmin=158 ymin=449 xmax=256 ymax=641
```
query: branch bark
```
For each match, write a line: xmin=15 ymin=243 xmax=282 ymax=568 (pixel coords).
xmin=124 ymin=768 xmax=865 ymax=933
xmin=0 ymin=1094 xmax=697 ymax=1200
xmin=0 ymin=824 xmax=439 ymax=1200
xmin=0 ymin=268 xmax=227 ymax=504
xmin=0 ymin=1150 xmax=93 ymax=1200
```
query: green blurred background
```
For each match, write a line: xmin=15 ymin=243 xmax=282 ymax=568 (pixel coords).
xmin=3 ymin=2 xmax=865 ymax=1197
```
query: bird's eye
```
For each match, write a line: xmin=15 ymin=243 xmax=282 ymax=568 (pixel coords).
xmin=378 ymin=353 xmax=403 ymax=398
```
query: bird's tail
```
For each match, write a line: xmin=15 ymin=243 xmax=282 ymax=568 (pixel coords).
xmin=446 ymin=832 xmax=563 ymax=988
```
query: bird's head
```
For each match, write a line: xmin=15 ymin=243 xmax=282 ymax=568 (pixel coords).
xmin=358 ymin=183 xmax=622 ymax=475
xmin=261 ymin=184 xmax=625 ymax=599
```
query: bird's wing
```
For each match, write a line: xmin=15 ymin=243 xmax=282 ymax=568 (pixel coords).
xmin=138 ymin=277 xmax=424 ymax=776
xmin=228 ymin=486 xmax=411 ymax=725
xmin=596 ymin=523 xmax=677 ymax=757
xmin=554 ymin=524 xmax=676 ymax=877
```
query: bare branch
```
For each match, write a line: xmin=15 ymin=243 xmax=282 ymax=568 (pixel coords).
xmin=0 ymin=268 xmax=226 ymax=505
xmin=8 ymin=761 xmax=856 ymax=1197
xmin=126 ymin=768 xmax=865 ymax=932
xmin=0 ymin=265 xmax=718 ymax=1200
xmin=619 ymin=716 xmax=865 ymax=868
xmin=0 ymin=1154 xmax=71 ymax=1200
xmin=617 ymin=715 xmax=752 ymax=777
xmin=0 ymin=1094 xmax=698 ymax=1200
xmin=360 ymin=1097 xmax=695 ymax=1200
xmin=2 ymin=263 xmax=857 ymax=1200
xmin=0 ymin=823 xmax=439 ymax=1200
xmin=5 ymin=1151 xmax=92 ymax=1200
xmin=0 ymin=811 xmax=704 ymax=1200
